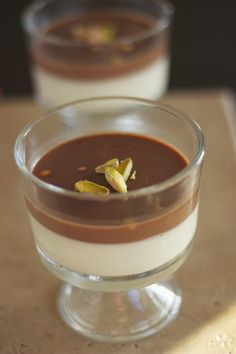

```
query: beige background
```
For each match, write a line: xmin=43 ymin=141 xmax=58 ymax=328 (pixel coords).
xmin=1 ymin=90 xmax=236 ymax=354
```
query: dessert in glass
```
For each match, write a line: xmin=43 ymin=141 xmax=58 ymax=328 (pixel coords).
xmin=22 ymin=0 xmax=173 ymax=108
xmin=14 ymin=97 xmax=205 ymax=342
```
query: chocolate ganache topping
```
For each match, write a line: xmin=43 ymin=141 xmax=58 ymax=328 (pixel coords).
xmin=27 ymin=133 xmax=198 ymax=244
xmin=33 ymin=10 xmax=168 ymax=79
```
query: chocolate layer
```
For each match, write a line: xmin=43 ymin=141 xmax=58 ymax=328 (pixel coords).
xmin=33 ymin=11 xmax=168 ymax=79
xmin=33 ymin=133 xmax=187 ymax=191
xmin=28 ymin=133 xmax=198 ymax=244
xmin=27 ymin=193 xmax=198 ymax=244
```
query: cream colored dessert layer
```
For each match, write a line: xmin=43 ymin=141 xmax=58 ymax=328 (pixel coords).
xmin=29 ymin=204 xmax=198 ymax=277
xmin=33 ymin=57 xmax=169 ymax=107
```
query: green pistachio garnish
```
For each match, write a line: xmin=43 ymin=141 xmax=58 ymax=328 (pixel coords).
xmin=100 ymin=23 xmax=117 ymax=43
xmin=105 ymin=167 xmax=127 ymax=194
xmin=74 ymin=180 xmax=109 ymax=195
xmin=117 ymin=158 xmax=133 ymax=181
xmin=77 ymin=156 xmax=135 ymax=195
xmin=71 ymin=23 xmax=117 ymax=45
xmin=95 ymin=158 xmax=119 ymax=174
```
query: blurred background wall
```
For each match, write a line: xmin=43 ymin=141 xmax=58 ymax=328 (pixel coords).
xmin=1 ymin=0 xmax=236 ymax=96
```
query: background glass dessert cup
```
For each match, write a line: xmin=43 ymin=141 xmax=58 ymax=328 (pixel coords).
xmin=22 ymin=0 xmax=173 ymax=108
xmin=14 ymin=97 xmax=204 ymax=342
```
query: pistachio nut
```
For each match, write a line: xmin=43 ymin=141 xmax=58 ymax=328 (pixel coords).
xmin=74 ymin=180 xmax=109 ymax=195
xmin=117 ymin=158 xmax=133 ymax=181
xmin=95 ymin=158 xmax=119 ymax=174
xmin=105 ymin=167 xmax=127 ymax=193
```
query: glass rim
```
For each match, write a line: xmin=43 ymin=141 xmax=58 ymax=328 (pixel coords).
xmin=14 ymin=96 xmax=205 ymax=201
xmin=22 ymin=0 xmax=174 ymax=47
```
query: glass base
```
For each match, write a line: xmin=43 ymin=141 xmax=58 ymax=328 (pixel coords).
xmin=37 ymin=242 xmax=193 ymax=292
xmin=58 ymin=278 xmax=181 ymax=343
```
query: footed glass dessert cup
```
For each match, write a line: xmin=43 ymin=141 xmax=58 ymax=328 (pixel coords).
xmin=15 ymin=97 xmax=205 ymax=342
xmin=22 ymin=0 xmax=173 ymax=108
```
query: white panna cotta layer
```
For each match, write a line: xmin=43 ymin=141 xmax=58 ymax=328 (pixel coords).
xmin=33 ymin=57 xmax=169 ymax=107
xmin=29 ymin=204 xmax=198 ymax=277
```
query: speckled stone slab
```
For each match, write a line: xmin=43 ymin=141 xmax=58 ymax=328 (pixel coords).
xmin=1 ymin=91 xmax=236 ymax=354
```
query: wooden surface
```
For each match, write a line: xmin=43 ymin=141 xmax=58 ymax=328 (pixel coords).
xmin=1 ymin=90 xmax=236 ymax=354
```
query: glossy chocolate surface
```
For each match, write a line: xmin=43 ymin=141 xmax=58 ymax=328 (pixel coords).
xmin=33 ymin=133 xmax=187 ymax=192
xmin=34 ymin=11 xmax=167 ymax=79
xmin=26 ymin=133 xmax=198 ymax=244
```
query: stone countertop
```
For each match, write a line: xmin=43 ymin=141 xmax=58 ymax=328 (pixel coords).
xmin=1 ymin=90 xmax=236 ymax=354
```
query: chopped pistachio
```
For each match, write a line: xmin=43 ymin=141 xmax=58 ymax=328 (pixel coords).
xmin=95 ymin=158 xmax=119 ymax=174
xmin=74 ymin=180 xmax=109 ymax=195
xmin=130 ymin=170 xmax=136 ymax=180
xmin=117 ymin=158 xmax=133 ymax=181
xmin=39 ymin=169 xmax=51 ymax=177
xmin=105 ymin=167 xmax=127 ymax=193
xmin=78 ymin=166 xmax=87 ymax=172
xmin=71 ymin=23 xmax=116 ymax=45
xmin=100 ymin=23 xmax=117 ymax=43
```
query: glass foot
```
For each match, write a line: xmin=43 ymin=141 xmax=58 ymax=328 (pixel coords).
xmin=58 ymin=278 xmax=182 ymax=343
